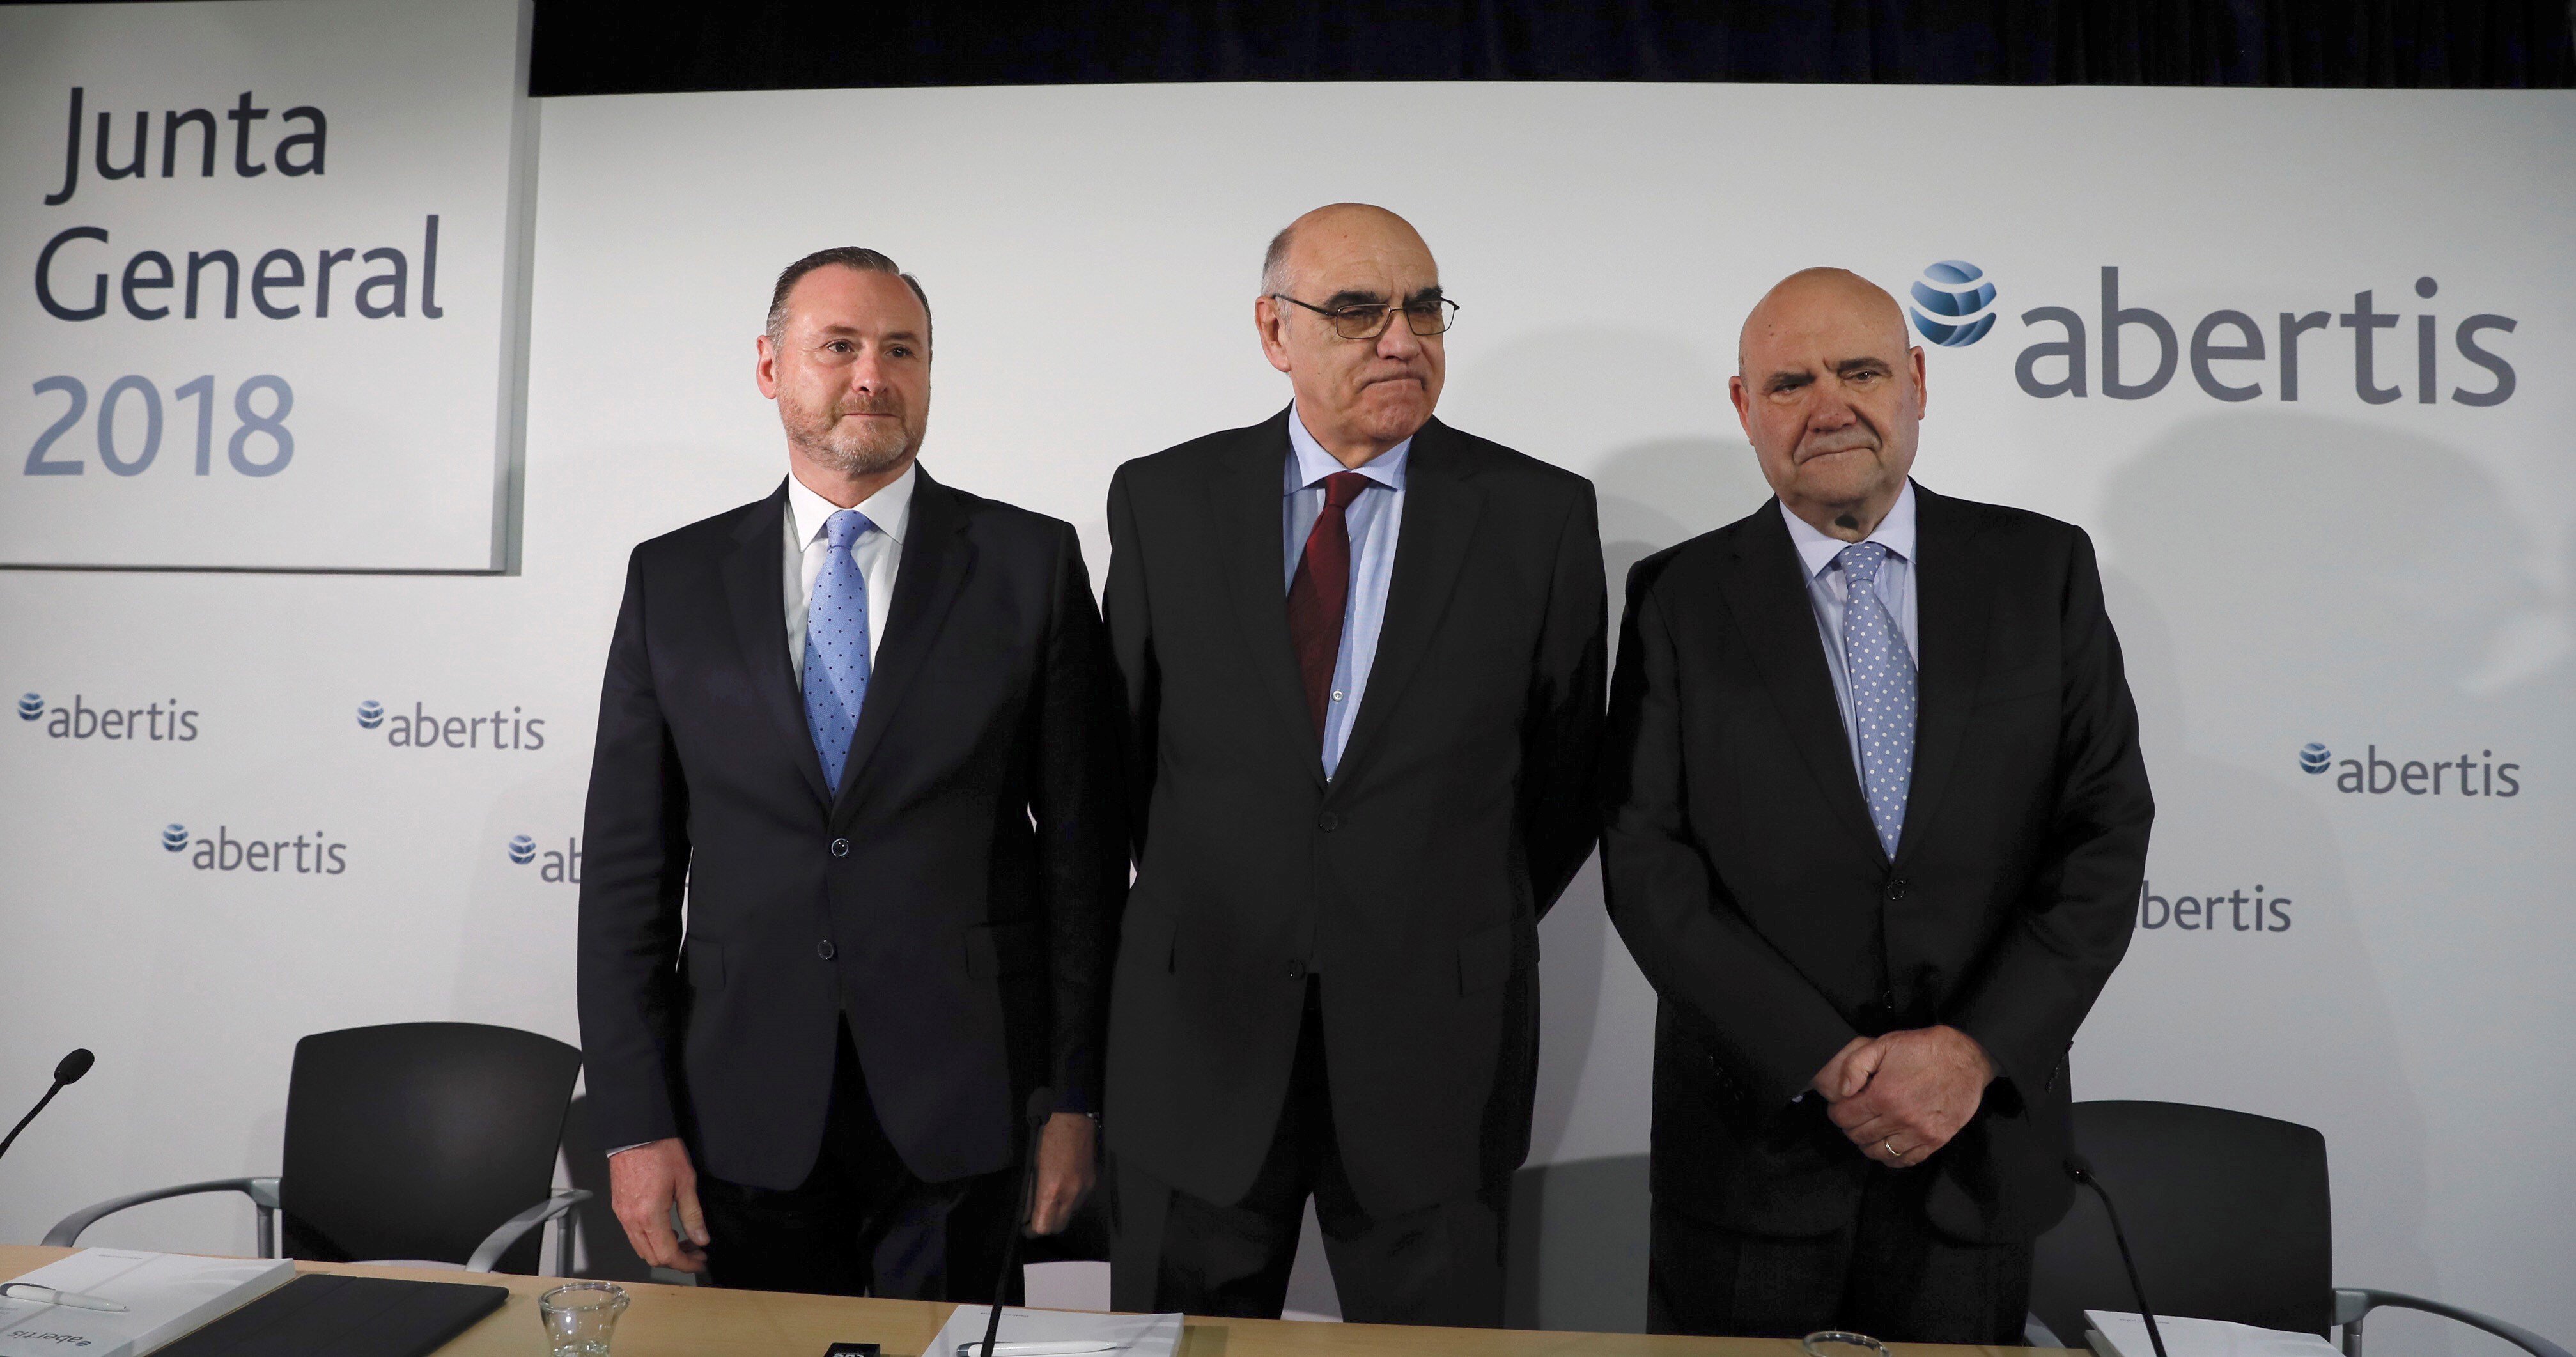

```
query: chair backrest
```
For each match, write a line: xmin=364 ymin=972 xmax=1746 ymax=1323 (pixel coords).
xmin=2031 ymin=1099 xmax=2334 ymax=1345
xmin=277 ymin=1022 xmax=582 ymax=1272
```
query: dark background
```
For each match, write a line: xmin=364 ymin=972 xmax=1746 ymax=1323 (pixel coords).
xmin=524 ymin=1 xmax=2575 ymax=95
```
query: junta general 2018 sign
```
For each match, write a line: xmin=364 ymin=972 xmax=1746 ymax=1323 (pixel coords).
xmin=0 ymin=0 xmax=532 ymax=571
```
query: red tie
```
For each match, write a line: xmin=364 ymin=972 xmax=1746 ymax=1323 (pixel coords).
xmin=1286 ymin=472 xmax=1370 ymax=742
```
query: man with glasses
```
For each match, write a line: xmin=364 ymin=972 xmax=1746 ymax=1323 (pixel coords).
xmin=1100 ymin=203 xmax=1606 ymax=1325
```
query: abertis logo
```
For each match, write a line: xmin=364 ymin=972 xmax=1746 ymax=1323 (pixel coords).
xmin=2298 ymin=743 xmax=2520 ymax=797
xmin=1908 ymin=261 xmax=1998 ymax=348
xmin=17 ymin=692 xmax=198 ymax=741
xmin=163 ymin=821 xmax=348 ymax=872
xmin=359 ymin=700 xmax=546 ymax=751
xmin=508 ymin=833 xmax=581 ymax=883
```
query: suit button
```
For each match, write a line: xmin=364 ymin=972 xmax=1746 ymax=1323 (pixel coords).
xmin=1316 ymin=812 xmax=1340 ymax=832
xmin=817 ymin=940 xmax=836 ymax=961
xmin=1287 ymin=959 xmax=1307 ymax=980
xmin=830 ymin=837 xmax=850 ymax=857
xmin=1886 ymin=877 xmax=1910 ymax=899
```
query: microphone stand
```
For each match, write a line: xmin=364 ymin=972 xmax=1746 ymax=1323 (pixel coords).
xmin=2068 ymin=1155 xmax=2170 ymax=1357
xmin=982 ymin=1088 xmax=1056 ymax=1357
xmin=0 ymin=1050 xmax=95 ymax=1164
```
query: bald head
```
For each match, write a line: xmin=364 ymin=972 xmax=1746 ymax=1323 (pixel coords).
xmin=1738 ymin=267 xmax=1909 ymax=375
xmin=1261 ymin=203 xmax=1432 ymax=298
xmin=1252 ymin=203 xmax=1447 ymax=467
xmin=1728 ymin=267 xmax=1927 ymax=541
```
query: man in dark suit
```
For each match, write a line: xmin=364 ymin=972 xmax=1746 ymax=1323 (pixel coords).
xmin=1599 ymin=268 xmax=2153 ymax=1342
xmin=1101 ymin=203 xmax=1605 ymax=1326
xmin=580 ymin=247 xmax=1122 ymax=1298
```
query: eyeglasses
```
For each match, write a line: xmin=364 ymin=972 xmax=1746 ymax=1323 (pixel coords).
xmin=1270 ymin=293 xmax=1460 ymax=340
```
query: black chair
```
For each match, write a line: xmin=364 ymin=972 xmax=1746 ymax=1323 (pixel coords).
xmin=47 ymin=1022 xmax=589 ymax=1275
xmin=2031 ymin=1099 xmax=2568 ymax=1357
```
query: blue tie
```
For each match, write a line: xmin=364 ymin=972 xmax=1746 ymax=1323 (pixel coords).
xmin=803 ymin=509 xmax=874 ymax=791
xmin=1838 ymin=542 xmax=1915 ymax=857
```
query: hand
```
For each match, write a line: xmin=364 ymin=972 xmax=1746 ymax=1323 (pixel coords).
xmin=1812 ymin=1034 xmax=1875 ymax=1101
xmin=608 ymin=1138 xmax=708 ymax=1272
xmin=1026 ymin=1112 xmax=1098 ymax=1236
xmin=1825 ymin=1025 xmax=1994 ymax=1168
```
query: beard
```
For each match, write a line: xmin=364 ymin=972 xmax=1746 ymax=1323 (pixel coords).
xmin=782 ymin=392 xmax=920 ymax=476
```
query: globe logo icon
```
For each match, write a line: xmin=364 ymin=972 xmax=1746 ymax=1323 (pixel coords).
xmin=508 ymin=834 xmax=538 ymax=865
xmin=17 ymin=693 xmax=41 ymax=721
xmin=2299 ymin=742 xmax=2332 ymax=774
xmin=161 ymin=823 xmax=190 ymax=852
xmin=356 ymin=699 xmax=384 ymax=729
xmin=1908 ymin=260 xmax=1998 ymax=348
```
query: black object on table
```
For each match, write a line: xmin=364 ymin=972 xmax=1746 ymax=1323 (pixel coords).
xmin=153 ymin=1272 xmax=508 ymax=1357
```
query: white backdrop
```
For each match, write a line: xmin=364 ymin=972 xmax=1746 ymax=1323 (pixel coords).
xmin=2 ymin=77 xmax=2571 ymax=1349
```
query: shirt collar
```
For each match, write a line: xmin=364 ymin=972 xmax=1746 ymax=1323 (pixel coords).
xmin=787 ymin=461 xmax=917 ymax=549
xmin=1781 ymin=479 xmax=1917 ymax=580
xmin=1284 ymin=403 xmax=1411 ymax=495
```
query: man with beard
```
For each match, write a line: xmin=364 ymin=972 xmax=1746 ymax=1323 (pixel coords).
xmin=580 ymin=247 xmax=1123 ymax=1299
xmin=1599 ymin=268 xmax=2153 ymax=1341
xmin=1102 ymin=204 xmax=1605 ymax=1324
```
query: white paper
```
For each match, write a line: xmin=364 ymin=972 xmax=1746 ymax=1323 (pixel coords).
xmin=933 ymin=1305 xmax=1183 ymax=1357
xmin=0 ymin=1249 xmax=297 ymax=1357
xmin=2086 ymin=1310 xmax=2345 ymax=1357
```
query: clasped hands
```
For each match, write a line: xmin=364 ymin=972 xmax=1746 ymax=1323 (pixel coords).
xmin=607 ymin=1112 xmax=1098 ymax=1273
xmin=1810 ymin=1024 xmax=1994 ymax=1170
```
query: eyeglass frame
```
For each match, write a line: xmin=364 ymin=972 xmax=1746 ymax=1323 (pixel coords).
xmin=1268 ymin=291 xmax=1461 ymax=340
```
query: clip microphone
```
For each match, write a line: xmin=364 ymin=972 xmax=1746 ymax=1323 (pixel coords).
xmin=0 ymin=1049 xmax=96 ymax=1164
xmin=2067 ymin=1153 xmax=2169 ymax=1357
xmin=981 ymin=1087 xmax=1059 ymax=1357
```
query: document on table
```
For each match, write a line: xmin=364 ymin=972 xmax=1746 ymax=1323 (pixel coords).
xmin=0 ymin=1249 xmax=297 ymax=1357
xmin=931 ymin=1305 xmax=1183 ymax=1357
xmin=2086 ymin=1310 xmax=2345 ymax=1357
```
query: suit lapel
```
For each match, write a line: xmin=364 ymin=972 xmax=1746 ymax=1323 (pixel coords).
xmin=1892 ymin=483 xmax=1994 ymax=868
xmin=831 ymin=463 xmax=976 ymax=823
xmin=1330 ymin=417 xmax=1483 ymax=790
xmin=721 ymin=482 xmax=832 ymax=807
xmin=1217 ymin=410 xmax=1330 ymax=789
xmin=1716 ymin=501 xmax=1887 ymax=862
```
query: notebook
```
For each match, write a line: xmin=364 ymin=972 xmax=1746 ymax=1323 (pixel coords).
xmin=2086 ymin=1310 xmax=2346 ymax=1357
xmin=0 ymin=1249 xmax=297 ymax=1357
xmin=152 ymin=1273 xmax=509 ymax=1357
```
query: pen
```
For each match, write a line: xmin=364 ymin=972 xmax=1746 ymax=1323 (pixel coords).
xmin=954 ymin=1342 xmax=1120 ymax=1356
xmin=1 ymin=1283 xmax=130 ymax=1314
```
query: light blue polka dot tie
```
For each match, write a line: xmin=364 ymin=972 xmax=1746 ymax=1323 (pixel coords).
xmin=1838 ymin=542 xmax=1915 ymax=857
xmin=803 ymin=509 xmax=874 ymax=791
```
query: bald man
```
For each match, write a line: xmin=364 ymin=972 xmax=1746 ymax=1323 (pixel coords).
xmin=1598 ymin=268 xmax=2152 ymax=1342
xmin=1101 ymin=205 xmax=1604 ymax=1324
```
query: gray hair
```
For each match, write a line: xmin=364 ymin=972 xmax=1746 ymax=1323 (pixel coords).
xmin=766 ymin=246 xmax=931 ymax=346
xmin=1259 ymin=224 xmax=1297 ymax=299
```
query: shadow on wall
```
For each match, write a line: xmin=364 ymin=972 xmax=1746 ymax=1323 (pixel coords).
xmin=2083 ymin=408 xmax=2574 ymax=1357
xmin=1506 ymin=1154 xmax=1652 ymax=1332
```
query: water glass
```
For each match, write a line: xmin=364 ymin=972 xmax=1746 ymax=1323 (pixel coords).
xmin=538 ymin=1282 xmax=629 ymax=1356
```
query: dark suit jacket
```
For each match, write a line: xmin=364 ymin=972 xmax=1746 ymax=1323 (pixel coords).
xmin=578 ymin=467 xmax=1124 ymax=1191
xmin=1599 ymin=482 xmax=2152 ymax=1243
xmin=1103 ymin=408 xmax=1606 ymax=1218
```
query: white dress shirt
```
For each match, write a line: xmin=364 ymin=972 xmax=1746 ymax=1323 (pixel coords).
xmin=1781 ymin=479 xmax=1920 ymax=786
xmin=784 ymin=463 xmax=914 ymax=681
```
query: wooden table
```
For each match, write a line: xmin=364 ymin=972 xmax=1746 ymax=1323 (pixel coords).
xmin=0 ymin=1245 xmax=2064 ymax=1357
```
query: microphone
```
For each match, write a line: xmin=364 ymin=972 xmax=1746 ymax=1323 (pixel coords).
xmin=981 ymin=1088 xmax=1058 ymax=1357
xmin=2067 ymin=1154 xmax=2169 ymax=1357
xmin=0 ymin=1049 xmax=96 ymax=1163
